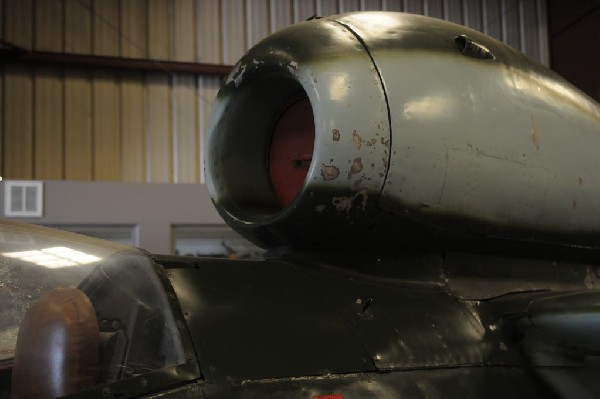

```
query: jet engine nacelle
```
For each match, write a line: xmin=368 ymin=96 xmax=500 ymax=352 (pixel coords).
xmin=206 ymin=12 xmax=600 ymax=255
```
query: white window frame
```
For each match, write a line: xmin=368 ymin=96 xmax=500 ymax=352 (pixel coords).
xmin=3 ymin=180 xmax=44 ymax=217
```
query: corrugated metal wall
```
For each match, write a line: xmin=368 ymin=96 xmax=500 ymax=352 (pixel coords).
xmin=0 ymin=0 xmax=549 ymax=184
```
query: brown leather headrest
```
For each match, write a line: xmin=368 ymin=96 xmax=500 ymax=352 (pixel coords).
xmin=12 ymin=287 xmax=99 ymax=399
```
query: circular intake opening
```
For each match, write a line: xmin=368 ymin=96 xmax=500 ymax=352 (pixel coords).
xmin=268 ymin=98 xmax=315 ymax=206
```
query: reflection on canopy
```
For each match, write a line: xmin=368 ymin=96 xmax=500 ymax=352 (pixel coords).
xmin=2 ymin=247 xmax=101 ymax=268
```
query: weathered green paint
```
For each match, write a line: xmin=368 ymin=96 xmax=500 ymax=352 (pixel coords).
xmin=205 ymin=12 xmax=600 ymax=255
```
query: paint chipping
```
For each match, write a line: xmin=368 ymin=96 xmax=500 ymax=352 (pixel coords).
xmin=332 ymin=196 xmax=354 ymax=212
xmin=348 ymin=157 xmax=363 ymax=179
xmin=332 ymin=189 xmax=368 ymax=212
xmin=332 ymin=129 xmax=341 ymax=141
xmin=381 ymin=137 xmax=389 ymax=147
xmin=352 ymin=130 xmax=362 ymax=150
xmin=321 ymin=164 xmax=340 ymax=181
xmin=225 ymin=62 xmax=247 ymax=88
xmin=366 ymin=138 xmax=377 ymax=147
xmin=531 ymin=115 xmax=540 ymax=150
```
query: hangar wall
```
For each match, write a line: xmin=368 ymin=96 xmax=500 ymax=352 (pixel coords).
xmin=0 ymin=0 xmax=550 ymax=253
xmin=1 ymin=0 xmax=549 ymax=184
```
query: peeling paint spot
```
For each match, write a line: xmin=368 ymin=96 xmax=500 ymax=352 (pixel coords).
xmin=289 ymin=60 xmax=298 ymax=69
xmin=225 ymin=62 xmax=247 ymax=88
xmin=332 ymin=189 xmax=368 ymax=212
xmin=348 ymin=157 xmax=363 ymax=179
xmin=321 ymin=164 xmax=340 ymax=181
xmin=531 ymin=115 xmax=540 ymax=150
xmin=352 ymin=130 xmax=362 ymax=150
xmin=332 ymin=196 xmax=353 ymax=212
xmin=381 ymin=137 xmax=389 ymax=147
xmin=315 ymin=205 xmax=326 ymax=213
xmin=332 ymin=129 xmax=340 ymax=141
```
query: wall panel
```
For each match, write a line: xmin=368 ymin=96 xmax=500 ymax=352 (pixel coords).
xmin=221 ymin=0 xmax=247 ymax=65
xmin=93 ymin=0 xmax=120 ymax=56
xmin=293 ymin=0 xmax=318 ymax=22
xmin=463 ymin=0 xmax=483 ymax=31
xmin=34 ymin=68 xmax=64 ymax=179
xmin=4 ymin=0 xmax=33 ymax=48
xmin=405 ymin=0 xmax=425 ymax=14
xmin=174 ymin=0 xmax=196 ymax=62
xmin=3 ymin=67 xmax=34 ymax=179
xmin=120 ymin=0 xmax=147 ymax=58
xmin=147 ymin=74 xmax=173 ymax=183
xmin=425 ymin=0 xmax=444 ymax=18
xmin=197 ymin=0 xmax=222 ymax=63
xmin=120 ymin=72 xmax=147 ymax=182
xmin=64 ymin=70 xmax=93 ymax=180
xmin=148 ymin=0 xmax=173 ymax=60
xmin=34 ymin=0 xmax=63 ymax=52
xmin=173 ymin=74 xmax=199 ymax=183
xmin=247 ymin=0 xmax=270 ymax=48
xmin=93 ymin=71 xmax=121 ymax=180
xmin=65 ymin=0 xmax=92 ymax=54
xmin=1 ymin=0 xmax=551 ymax=184
xmin=0 ymin=66 xmax=2 ymax=176
xmin=270 ymin=0 xmax=293 ymax=32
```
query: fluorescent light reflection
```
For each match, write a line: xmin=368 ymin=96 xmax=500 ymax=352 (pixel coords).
xmin=2 ymin=246 xmax=101 ymax=268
